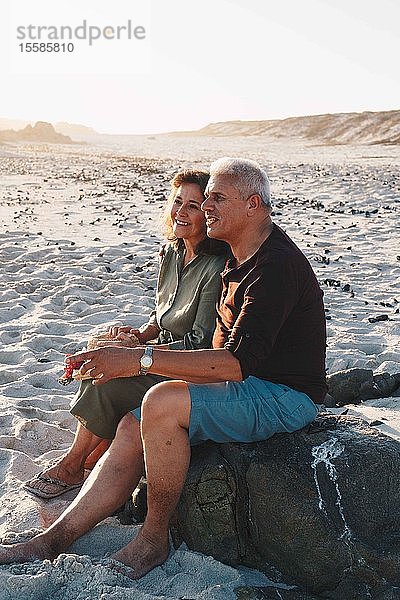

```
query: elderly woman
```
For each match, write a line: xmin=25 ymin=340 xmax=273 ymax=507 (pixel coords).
xmin=25 ymin=169 xmax=228 ymax=499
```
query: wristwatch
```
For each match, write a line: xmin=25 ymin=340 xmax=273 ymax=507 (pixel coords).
xmin=139 ymin=346 xmax=153 ymax=376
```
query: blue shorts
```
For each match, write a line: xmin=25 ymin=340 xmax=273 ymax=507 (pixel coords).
xmin=132 ymin=376 xmax=318 ymax=446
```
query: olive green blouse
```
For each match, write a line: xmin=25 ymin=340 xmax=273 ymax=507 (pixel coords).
xmin=147 ymin=244 xmax=226 ymax=350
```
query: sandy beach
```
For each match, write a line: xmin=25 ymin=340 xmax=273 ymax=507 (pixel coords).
xmin=0 ymin=135 xmax=399 ymax=599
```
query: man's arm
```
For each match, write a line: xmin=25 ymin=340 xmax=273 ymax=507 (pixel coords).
xmin=147 ymin=347 xmax=242 ymax=383
xmin=67 ymin=346 xmax=243 ymax=386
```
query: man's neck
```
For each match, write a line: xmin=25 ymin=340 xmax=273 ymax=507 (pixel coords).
xmin=231 ymin=219 xmax=274 ymax=266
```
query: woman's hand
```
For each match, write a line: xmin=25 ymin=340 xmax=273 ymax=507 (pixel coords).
xmin=131 ymin=324 xmax=160 ymax=344
xmin=113 ymin=332 xmax=140 ymax=347
xmin=67 ymin=347 xmax=143 ymax=385
xmin=87 ymin=329 xmax=139 ymax=350
xmin=108 ymin=326 xmax=145 ymax=344
xmin=107 ymin=323 xmax=160 ymax=345
xmin=127 ymin=328 xmax=144 ymax=343
xmin=108 ymin=325 xmax=133 ymax=338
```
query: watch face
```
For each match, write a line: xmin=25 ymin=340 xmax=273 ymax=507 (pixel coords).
xmin=141 ymin=355 xmax=153 ymax=368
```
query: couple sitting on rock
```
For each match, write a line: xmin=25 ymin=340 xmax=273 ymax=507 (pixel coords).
xmin=0 ymin=157 xmax=327 ymax=579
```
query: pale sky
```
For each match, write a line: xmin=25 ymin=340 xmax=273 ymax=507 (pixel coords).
xmin=1 ymin=0 xmax=399 ymax=134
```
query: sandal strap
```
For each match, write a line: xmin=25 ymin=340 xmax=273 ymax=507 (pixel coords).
xmin=35 ymin=473 xmax=71 ymax=489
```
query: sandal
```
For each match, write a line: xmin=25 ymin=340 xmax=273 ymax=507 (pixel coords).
xmin=24 ymin=472 xmax=84 ymax=500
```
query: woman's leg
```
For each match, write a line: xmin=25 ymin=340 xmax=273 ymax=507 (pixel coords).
xmin=25 ymin=375 xmax=165 ymax=496
xmin=83 ymin=439 xmax=112 ymax=470
xmin=25 ymin=423 xmax=104 ymax=495
xmin=70 ymin=376 xmax=166 ymax=440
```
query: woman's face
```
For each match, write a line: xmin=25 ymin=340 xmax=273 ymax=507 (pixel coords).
xmin=170 ymin=183 xmax=206 ymax=247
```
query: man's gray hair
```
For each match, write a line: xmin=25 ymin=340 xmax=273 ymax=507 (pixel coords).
xmin=209 ymin=157 xmax=271 ymax=207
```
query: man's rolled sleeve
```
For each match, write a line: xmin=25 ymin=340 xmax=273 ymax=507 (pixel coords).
xmin=224 ymin=323 xmax=258 ymax=379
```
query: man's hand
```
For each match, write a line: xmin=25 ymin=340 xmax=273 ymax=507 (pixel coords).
xmin=67 ymin=346 xmax=142 ymax=385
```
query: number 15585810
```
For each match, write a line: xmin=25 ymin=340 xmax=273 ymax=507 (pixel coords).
xmin=19 ymin=42 xmax=75 ymax=52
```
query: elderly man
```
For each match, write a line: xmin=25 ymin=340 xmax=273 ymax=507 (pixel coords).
xmin=0 ymin=158 xmax=326 ymax=577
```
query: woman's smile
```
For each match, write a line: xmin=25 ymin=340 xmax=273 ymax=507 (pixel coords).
xmin=170 ymin=182 xmax=206 ymax=246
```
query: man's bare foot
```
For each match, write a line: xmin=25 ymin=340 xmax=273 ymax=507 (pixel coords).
xmin=111 ymin=528 xmax=169 ymax=579
xmin=0 ymin=537 xmax=55 ymax=565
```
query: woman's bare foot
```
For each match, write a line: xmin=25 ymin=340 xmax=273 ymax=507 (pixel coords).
xmin=111 ymin=527 xmax=169 ymax=579
xmin=24 ymin=455 xmax=85 ymax=499
xmin=38 ymin=455 xmax=84 ymax=486
xmin=0 ymin=536 xmax=55 ymax=565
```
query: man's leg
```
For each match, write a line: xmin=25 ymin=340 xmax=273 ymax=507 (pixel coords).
xmin=112 ymin=380 xmax=191 ymax=578
xmin=0 ymin=413 xmax=144 ymax=564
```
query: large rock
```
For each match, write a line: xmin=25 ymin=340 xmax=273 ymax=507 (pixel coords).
xmin=0 ymin=121 xmax=74 ymax=144
xmin=170 ymin=414 xmax=400 ymax=598
xmin=326 ymin=368 xmax=400 ymax=406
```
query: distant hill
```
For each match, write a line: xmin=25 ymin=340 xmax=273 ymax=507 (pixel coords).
xmin=0 ymin=121 xmax=74 ymax=144
xmin=55 ymin=122 xmax=99 ymax=140
xmin=188 ymin=110 xmax=400 ymax=145
xmin=1 ymin=111 xmax=398 ymax=144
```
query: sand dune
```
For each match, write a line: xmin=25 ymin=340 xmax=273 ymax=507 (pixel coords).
xmin=2 ymin=109 xmax=399 ymax=146
xmin=191 ymin=110 xmax=400 ymax=145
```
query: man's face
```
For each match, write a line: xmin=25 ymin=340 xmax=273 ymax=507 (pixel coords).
xmin=201 ymin=175 xmax=245 ymax=245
